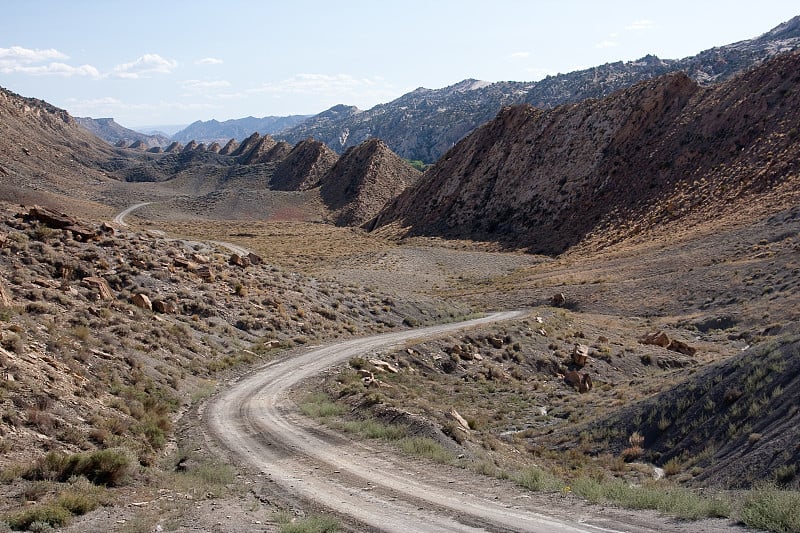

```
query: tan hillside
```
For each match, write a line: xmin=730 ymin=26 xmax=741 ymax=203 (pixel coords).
xmin=320 ymin=138 xmax=421 ymax=226
xmin=269 ymin=138 xmax=339 ymax=191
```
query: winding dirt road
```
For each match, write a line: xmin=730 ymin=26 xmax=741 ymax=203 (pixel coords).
xmin=206 ymin=312 xmax=654 ymax=532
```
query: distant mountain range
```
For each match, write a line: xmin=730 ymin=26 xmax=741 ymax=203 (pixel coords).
xmin=74 ymin=117 xmax=170 ymax=149
xmin=170 ymin=115 xmax=311 ymax=144
xmin=77 ymin=16 xmax=800 ymax=164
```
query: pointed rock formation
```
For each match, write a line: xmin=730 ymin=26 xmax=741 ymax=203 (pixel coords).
xmin=270 ymin=138 xmax=339 ymax=191
xmin=128 ymin=140 xmax=147 ymax=150
xmin=219 ymin=138 xmax=239 ymax=155
xmin=230 ymin=132 xmax=262 ymax=158
xmin=207 ymin=142 xmax=222 ymax=153
xmin=165 ymin=141 xmax=183 ymax=153
xmin=182 ymin=140 xmax=199 ymax=152
xmin=240 ymin=135 xmax=277 ymax=164
xmin=320 ymin=138 xmax=420 ymax=226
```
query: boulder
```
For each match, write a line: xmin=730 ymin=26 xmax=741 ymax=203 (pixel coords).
xmin=572 ymin=343 xmax=589 ymax=367
xmin=196 ymin=265 xmax=214 ymax=281
xmin=564 ymin=371 xmax=593 ymax=393
xmin=229 ymin=254 xmax=250 ymax=267
xmin=551 ymin=293 xmax=566 ymax=306
xmin=247 ymin=252 xmax=264 ymax=265
xmin=81 ymin=276 xmax=114 ymax=301
xmin=369 ymin=359 xmax=399 ymax=373
xmin=25 ymin=205 xmax=97 ymax=241
xmin=640 ymin=331 xmax=671 ymax=348
xmin=445 ymin=408 xmax=471 ymax=433
xmin=131 ymin=293 xmax=152 ymax=311
xmin=667 ymin=338 xmax=697 ymax=356
xmin=153 ymin=300 xmax=177 ymax=314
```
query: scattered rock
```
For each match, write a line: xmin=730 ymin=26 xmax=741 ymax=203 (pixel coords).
xmin=131 ymin=293 xmax=152 ymax=311
xmin=564 ymin=371 xmax=593 ymax=393
xmin=572 ymin=343 xmax=589 ymax=367
xmin=0 ymin=278 xmax=11 ymax=306
xmin=229 ymin=254 xmax=250 ymax=267
xmin=196 ymin=265 xmax=214 ymax=281
xmin=369 ymin=359 xmax=399 ymax=373
xmin=445 ymin=408 xmax=471 ymax=433
xmin=153 ymin=300 xmax=177 ymax=314
xmin=640 ymin=331 xmax=697 ymax=356
xmin=81 ymin=276 xmax=114 ymax=301
xmin=25 ymin=205 xmax=97 ymax=241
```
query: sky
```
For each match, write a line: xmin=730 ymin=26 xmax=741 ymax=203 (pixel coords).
xmin=1 ymin=1 xmax=797 ymax=131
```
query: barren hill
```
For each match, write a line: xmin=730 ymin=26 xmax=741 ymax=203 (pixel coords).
xmin=270 ymin=138 xmax=339 ymax=191
xmin=319 ymin=138 xmax=421 ymax=226
xmin=370 ymin=51 xmax=800 ymax=255
xmin=75 ymin=117 xmax=169 ymax=148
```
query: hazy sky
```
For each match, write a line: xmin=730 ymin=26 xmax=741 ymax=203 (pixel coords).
xmin=1 ymin=1 xmax=797 ymax=129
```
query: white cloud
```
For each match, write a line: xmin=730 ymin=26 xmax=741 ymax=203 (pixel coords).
xmin=626 ymin=19 xmax=654 ymax=31
xmin=0 ymin=46 xmax=100 ymax=78
xmin=65 ymin=96 xmax=218 ymax=120
xmin=595 ymin=40 xmax=619 ymax=49
xmin=195 ymin=57 xmax=223 ymax=65
xmin=0 ymin=46 xmax=66 ymax=64
xmin=182 ymin=79 xmax=231 ymax=91
xmin=112 ymin=54 xmax=178 ymax=79
xmin=510 ymin=51 xmax=530 ymax=59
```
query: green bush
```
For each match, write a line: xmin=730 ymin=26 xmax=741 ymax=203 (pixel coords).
xmin=4 ymin=503 xmax=71 ymax=530
xmin=740 ymin=485 xmax=800 ymax=533
xmin=398 ymin=437 xmax=454 ymax=464
xmin=25 ymin=448 xmax=133 ymax=487
xmin=514 ymin=466 xmax=563 ymax=492
xmin=279 ymin=514 xmax=340 ymax=533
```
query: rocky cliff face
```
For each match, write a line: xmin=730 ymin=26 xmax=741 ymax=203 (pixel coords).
xmin=270 ymin=139 xmax=339 ymax=191
xmin=320 ymin=138 xmax=421 ymax=226
xmin=0 ymin=86 xmax=120 ymax=201
xmin=279 ymin=16 xmax=800 ymax=163
xmin=370 ymin=51 xmax=800 ymax=255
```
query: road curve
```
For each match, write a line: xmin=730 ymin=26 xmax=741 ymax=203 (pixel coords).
xmin=207 ymin=311 xmax=622 ymax=532
xmin=113 ymin=202 xmax=152 ymax=227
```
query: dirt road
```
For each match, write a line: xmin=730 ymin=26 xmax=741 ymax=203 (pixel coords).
xmin=205 ymin=312 xmax=741 ymax=532
xmin=113 ymin=202 xmax=151 ymax=226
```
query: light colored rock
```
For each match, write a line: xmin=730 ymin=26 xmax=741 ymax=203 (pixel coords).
xmin=446 ymin=408 xmax=471 ymax=433
xmin=81 ymin=276 xmax=114 ymax=301
xmin=572 ymin=343 xmax=590 ymax=367
xmin=369 ymin=359 xmax=399 ymax=373
xmin=131 ymin=293 xmax=152 ymax=311
xmin=153 ymin=300 xmax=177 ymax=314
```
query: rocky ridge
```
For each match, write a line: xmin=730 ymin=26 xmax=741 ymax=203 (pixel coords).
xmin=277 ymin=16 xmax=800 ymax=163
xmin=320 ymin=138 xmax=421 ymax=226
xmin=370 ymin=51 xmax=800 ymax=255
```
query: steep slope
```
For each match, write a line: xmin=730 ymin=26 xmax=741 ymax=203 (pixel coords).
xmin=319 ymin=138 xmax=421 ymax=226
xmin=559 ymin=324 xmax=800 ymax=489
xmin=370 ymin=51 xmax=800 ymax=255
xmin=270 ymin=138 xmax=339 ymax=191
xmin=0 ymin=87 xmax=125 ymax=204
xmin=278 ymin=16 xmax=800 ymax=163
xmin=171 ymin=114 xmax=310 ymax=144
xmin=75 ymin=117 xmax=169 ymax=148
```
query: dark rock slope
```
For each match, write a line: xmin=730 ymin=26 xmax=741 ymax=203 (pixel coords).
xmin=369 ymin=51 xmax=800 ymax=255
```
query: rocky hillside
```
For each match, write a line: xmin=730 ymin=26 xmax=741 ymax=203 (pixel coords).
xmin=319 ymin=138 xmax=421 ymax=226
xmin=0 ymin=87 xmax=124 ymax=204
xmin=75 ymin=117 xmax=169 ymax=149
xmin=171 ymin=115 xmax=310 ymax=144
xmin=0 ymin=202 xmax=470 ymax=472
xmin=279 ymin=16 xmax=800 ymax=163
xmin=370 ymin=51 xmax=800 ymax=255
xmin=270 ymin=138 xmax=339 ymax=191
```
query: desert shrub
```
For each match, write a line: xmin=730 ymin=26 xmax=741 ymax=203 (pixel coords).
xmin=663 ymin=456 xmax=682 ymax=476
xmin=514 ymin=466 xmax=563 ymax=492
xmin=774 ymin=464 xmax=797 ymax=485
xmin=299 ymin=394 xmax=346 ymax=418
xmin=739 ymin=485 xmax=800 ymax=532
xmin=279 ymin=514 xmax=340 ymax=533
xmin=4 ymin=503 xmax=72 ymax=530
xmin=24 ymin=448 xmax=133 ymax=487
xmin=399 ymin=437 xmax=454 ymax=464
